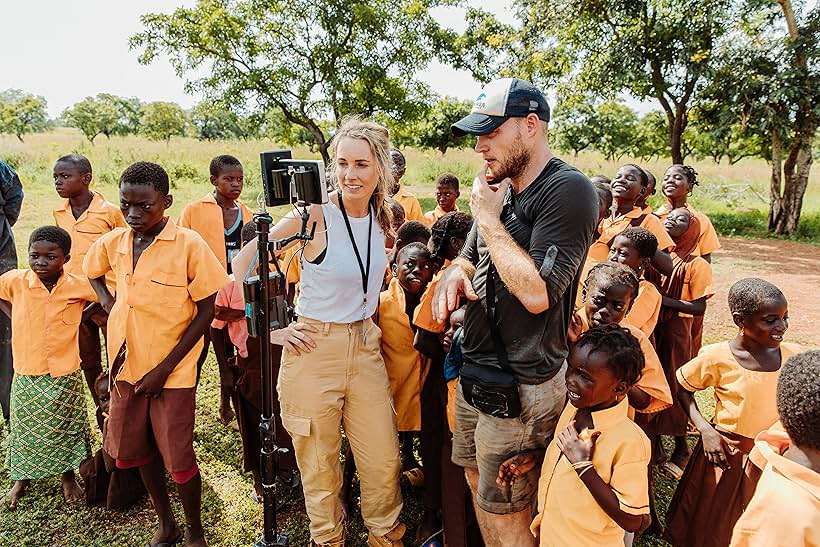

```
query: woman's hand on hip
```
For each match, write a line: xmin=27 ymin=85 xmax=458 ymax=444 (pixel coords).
xmin=271 ymin=322 xmax=318 ymax=355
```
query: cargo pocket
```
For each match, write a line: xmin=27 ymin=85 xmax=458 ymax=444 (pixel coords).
xmin=281 ymin=412 xmax=310 ymax=438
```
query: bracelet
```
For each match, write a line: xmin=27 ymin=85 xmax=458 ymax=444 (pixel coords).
xmin=571 ymin=460 xmax=593 ymax=470
xmin=577 ymin=465 xmax=595 ymax=479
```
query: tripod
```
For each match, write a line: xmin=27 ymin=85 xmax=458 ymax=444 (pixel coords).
xmin=250 ymin=205 xmax=315 ymax=547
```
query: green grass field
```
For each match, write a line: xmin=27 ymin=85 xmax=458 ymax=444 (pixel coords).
xmin=0 ymin=129 xmax=814 ymax=545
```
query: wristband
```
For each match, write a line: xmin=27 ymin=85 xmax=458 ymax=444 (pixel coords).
xmin=577 ymin=465 xmax=594 ymax=479
xmin=571 ymin=460 xmax=593 ymax=470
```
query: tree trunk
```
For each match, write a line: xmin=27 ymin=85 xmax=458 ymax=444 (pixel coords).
xmin=770 ymin=129 xmax=815 ymax=234
xmin=768 ymin=130 xmax=784 ymax=231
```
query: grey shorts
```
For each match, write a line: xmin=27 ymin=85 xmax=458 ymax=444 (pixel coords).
xmin=451 ymin=362 xmax=567 ymax=514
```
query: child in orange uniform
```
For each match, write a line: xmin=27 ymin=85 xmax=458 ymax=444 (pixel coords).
xmin=378 ymin=243 xmax=438 ymax=475
xmin=607 ymin=227 xmax=661 ymax=338
xmin=526 ymin=325 xmax=651 ymax=546
xmin=647 ymin=207 xmax=714 ymax=475
xmin=1 ymin=227 xmax=97 ymax=510
xmin=84 ymin=162 xmax=229 ymax=547
xmin=389 ymin=148 xmax=424 ymax=223
xmin=424 ymin=173 xmax=460 ymax=226
xmin=178 ymin=154 xmax=254 ymax=424
xmin=664 ymin=278 xmax=800 ymax=547
xmin=52 ymin=154 xmax=126 ymax=410
xmin=730 ymin=350 xmax=820 ymax=547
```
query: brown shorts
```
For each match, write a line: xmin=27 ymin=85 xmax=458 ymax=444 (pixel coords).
xmin=104 ymin=381 xmax=197 ymax=482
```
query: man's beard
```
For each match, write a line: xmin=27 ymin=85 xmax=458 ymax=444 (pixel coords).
xmin=491 ymin=134 xmax=530 ymax=182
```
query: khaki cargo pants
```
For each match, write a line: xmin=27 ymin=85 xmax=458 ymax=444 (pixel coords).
xmin=278 ymin=317 xmax=403 ymax=544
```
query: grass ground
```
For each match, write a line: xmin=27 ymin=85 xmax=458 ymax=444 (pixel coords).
xmin=0 ymin=130 xmax=818 ymax=545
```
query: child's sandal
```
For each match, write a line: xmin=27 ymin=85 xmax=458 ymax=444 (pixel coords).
xmin=660 ymin=461 xmax=684 ymax=481
xmin=400 ymin=467 xmax=425 ymax=487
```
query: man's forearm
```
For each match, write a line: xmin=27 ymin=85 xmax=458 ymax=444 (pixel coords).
xmin=479 ymin=218 xmax=549 ymax=313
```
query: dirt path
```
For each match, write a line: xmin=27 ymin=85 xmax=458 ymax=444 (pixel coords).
xmin=706 ymin=237 xmax=820 ymax=347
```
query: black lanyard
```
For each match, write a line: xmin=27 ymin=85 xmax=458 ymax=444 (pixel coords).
xmin=338 ymin=196 xmax=373 ymax=303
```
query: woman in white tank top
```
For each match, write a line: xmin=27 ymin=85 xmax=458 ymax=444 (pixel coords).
xmin=232 ymin=118 xmax=406 ymax=547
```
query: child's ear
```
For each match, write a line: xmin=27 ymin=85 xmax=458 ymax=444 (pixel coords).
xmin=614 ymin=380 xmax=629 ymax=398
xmin=63 ymin=253 xmax=71 ymax=264
xmin=731 ymin=312 xmax=745 ymax=330
xmin=638 ymin=257 xmax=650 ymax=273
xmin=210 ymin=175 xmax=218 ymax=186
xmin=164 ymin=195 xmax=174 ymax=209
xmin=391 ymin=263 xmax=398 ymax=275
xmin=83 ymin=173 xmax=92 ymax=185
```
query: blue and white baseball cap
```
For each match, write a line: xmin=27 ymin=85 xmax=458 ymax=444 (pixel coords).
xmin=452 ymin=77 xmax=551 ymax=136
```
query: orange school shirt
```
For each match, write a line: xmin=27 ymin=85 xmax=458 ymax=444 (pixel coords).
xmin=83 ymin=219 xmax=230 ymax=388
xmin=423 ymin=204 xmax=460 ymax=227
xmin=627 ymin=279 xmax=662 ymax=338
xmin=0 ymin=269 xmax=97 ymax=376
xmin=530 ymin=398 xmax=651 ymax=546
xmin=576 ymin=308 xmax=672 ymax=415
xmin=392 ymin=186 xmax=425 ymax=224
xmin=378 ymin=277 xmax=430 ymax=432
xmin=178 ymin=193 xmax=255 ymax=272
xmin=412 ymin=267 xmax=447 ymax=334
xmin=53 ymin=191 xmax=127 ymax=290
xmin=655 ymin=204 xmax=721 ymax=257
xmin=677 ymin=342 xmax=802 ymax=439
xmin=730 ymin=425 xmax=820 ymax=547
xmin=669 ymin=254 xmax=714 ymax=318
xmin=587 ymin=206 xmax=675 ymax=263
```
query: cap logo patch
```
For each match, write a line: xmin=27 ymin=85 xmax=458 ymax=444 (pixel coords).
xmin=474 ymin=92 xmax=487 ymax=111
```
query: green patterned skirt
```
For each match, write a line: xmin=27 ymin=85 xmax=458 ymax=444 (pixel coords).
xmin=4 ymin=371 xmax=90 ymax=480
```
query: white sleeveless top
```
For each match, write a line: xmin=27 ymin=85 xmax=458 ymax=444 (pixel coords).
xmin=295 ymin=201 xmax=386 ymax=323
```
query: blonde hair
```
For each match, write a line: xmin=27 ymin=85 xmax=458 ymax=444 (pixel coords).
xmin=330 ymin=116 xmax=394 ymax=236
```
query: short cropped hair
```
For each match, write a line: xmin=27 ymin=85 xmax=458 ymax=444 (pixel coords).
xmin=585 ymin=262 xmax=640 ymax=301
xmin=623 ymin=163 xmax=649 ymax=187
xmin=590 ymin=174 xmax=611 ymax=186
xmin=594 ymin=181 xmax=613 ymax=212
xmin=241 ymin=221 xmax=257 ymax=244
xmin=575 ymin=324 xmax=644 ymax=386
xmin=56 ymin=154 xmax=92 ymax=175
xmin=435 ymin=172 xmax=459 ymax=190
xmin=618 ymin=227 xmax=658 ymax=259
xmin=210 ymin=155 xmax=242 ymax=177
xmin=119 ymin=162 xmax=170 ymax=194
xmin=396 ymin=220 xmax=431 ymax=246
xmin=397 ymin=242 xmax=432 ymax=262
xmin=728 ymin=278 xmax=786 ymax=318
xmin=387 ymin=198 xmax=405 ymax=222
xmin=777 ymin=350 xmax=820 ymax=450
xmin=29 ymin=225 xmax=71 ymax=256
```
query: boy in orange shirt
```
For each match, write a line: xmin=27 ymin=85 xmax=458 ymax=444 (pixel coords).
xmin=84 ymin=162 xmax=229 ymax=547
xmin=730 ymin=350 xmax=820 ymax=547
xmin=389 ymin=148 xmax=425 ymax=223
xmin=1 ymin=226 xmax=97 ymax=510
xmin=178 ymin=154 xmax=254 ymax=424
xmin=424 ymin=173 xmax=460 ymax=226
xmin=52 ymin=154 xmax=127 ymax=411
xmin=607 ymin=227 xmax=662 ymax=338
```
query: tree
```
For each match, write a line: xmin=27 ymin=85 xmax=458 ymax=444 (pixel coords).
xmin=97 ymin=94 xmax=143 ymax=136
xmin=0 ymin=89 xmax=48 ymax=142
xmin=702 ymin=0 xmax=819 ymax=234
xmin=191 ymin=101 xmax=245 ymax=140
xmin=632 ymin=111 xmax=670 ymax=161
xmin=140 ymin=101 xmax=187 ymax=144
xmin=463 ymin=0 xmax=733 ymax=164
xmin=684 ymin=105 xmax=764 ymax=165
xmin=551 ymin=101 xmax=598 ymax=157
xmin=410 ymin=97 xmax=473 ymax=154
xmin=595 ymin=101 xmax=638 ymax=161
xmin=130 ymin=0 xmax=456 ymax=163
xmin=63 ymin=97 xmax=120 ymax=143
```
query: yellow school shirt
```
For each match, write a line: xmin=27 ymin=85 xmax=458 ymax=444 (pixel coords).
xmin=83 ymin=219 xmax=230 ymax=388
xmin=655 ymin=204 xmax=721 ymax=257
xmin=531 ymin=398 xmax=651 ymax=546
xmin=675 ymin=255 xmax=714 ymax=318
xmin=0 ymin=269 xmax=97 ymax=376
xmin=378 ymin=277 xmax=430 ymax=431
xmin=677 ymin=342 xmax=802 ymax=438
xmin=392 ymin=186 xmax=425 ymax=224
xmin=576 ymin=309 xmax=672 ymax=416
xmin=53 ymin=191 xmax=127 ymax=291
xmin=412 ymin=268 xmax=447 ymax=334
xmin=178 ymin=193 xmax=255 ymax=272
xmin=587 ymin=206 xmax=675 ymax=263
xmin=423 ymin=204 xmax=460 ymax=227
xmin=627 ymin=279 xmax=661 ymax=338
xmin=730 ymin=424 xmax=820 ymax=546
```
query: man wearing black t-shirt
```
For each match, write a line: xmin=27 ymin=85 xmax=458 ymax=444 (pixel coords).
xmin=433 ymin=78 xmax=599 ymax=545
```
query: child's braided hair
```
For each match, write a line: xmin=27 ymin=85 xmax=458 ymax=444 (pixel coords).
xmin=575 ymin=324 xmax=644 ymax=386
xmin=777 ymin=350 xmax=820 ymax=450
xmin=583 ymin=262 xmax=640 ymax=302
xmin=670 ymin=164 xmax=699 ymax=186
xmin=429 ymin=211 xmax=473 ymax=264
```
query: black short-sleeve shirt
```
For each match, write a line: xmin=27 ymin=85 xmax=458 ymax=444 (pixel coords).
xmin=460 ymin=158 xmax=598 ymax=384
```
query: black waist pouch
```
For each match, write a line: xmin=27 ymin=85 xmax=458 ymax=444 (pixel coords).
xmin=460 ymin=362 xmax=521 ymax=419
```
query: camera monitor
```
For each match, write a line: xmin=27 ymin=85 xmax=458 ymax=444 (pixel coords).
xmin=260 ymin=150 xmax=329 ymax=207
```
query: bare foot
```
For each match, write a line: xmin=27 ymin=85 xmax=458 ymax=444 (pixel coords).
xmin=149 ymin=525 xmax=183 ymax=547
xmin=8 ymin=479 xmax=29 ymax=510
xmin=61 ymin=472 xmax=84 ymax=503
xmin=184 ymin=529 xmax=208 ymax=547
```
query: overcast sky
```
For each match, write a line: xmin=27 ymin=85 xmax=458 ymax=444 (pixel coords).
xmin=0 ymin=0 xmax=521 ymax=117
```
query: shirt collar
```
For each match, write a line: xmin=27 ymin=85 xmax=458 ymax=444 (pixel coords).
xmin=586 ymin=396 xmax=631 ymax=431
xmin=754 ymin=425 xmax=820 ymax=501
xmin=25 ymin=268 xmax=67 ymax=290
xmin=116 ymin=217 xmax=177 ymax=254
xmin=55 ymin=191 xmax=108 ymax=214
